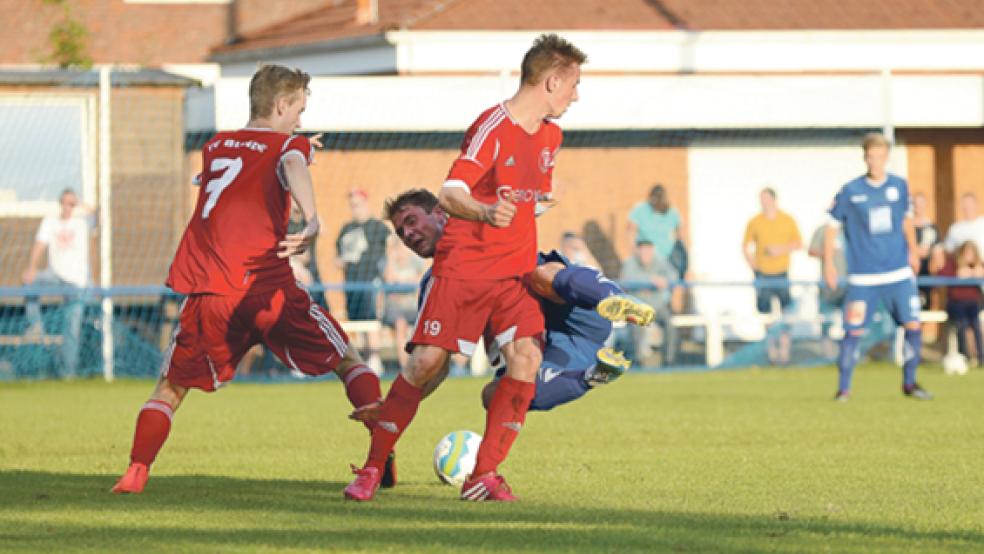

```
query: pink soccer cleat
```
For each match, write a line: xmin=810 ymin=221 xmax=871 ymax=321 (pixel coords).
xmin=460 ymin=471 xmax=518 ymax=502
xmin=111 ymin=463 xmax=149 ymax=494
xmin=344 ymin=465 xmax=381 ymax=501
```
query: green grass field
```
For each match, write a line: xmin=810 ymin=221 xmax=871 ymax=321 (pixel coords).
xmin=1 ymin=364 xmax=982 ymax=553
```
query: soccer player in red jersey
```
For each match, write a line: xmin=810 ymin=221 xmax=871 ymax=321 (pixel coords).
xmin=111 ymin=65 xmax=382 ymax=494
xmin=345 ymin=34 xmax=586 ymax=502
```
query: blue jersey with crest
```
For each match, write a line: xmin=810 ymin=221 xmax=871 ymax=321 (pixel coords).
xmin=828 ymin=174 xmax=911 ymax=280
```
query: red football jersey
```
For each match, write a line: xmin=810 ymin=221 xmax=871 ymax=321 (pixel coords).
xmin=167 ymin=129 xmax=313 ymax=295
xmin=433 ymin=103 xmax=562 ymax=280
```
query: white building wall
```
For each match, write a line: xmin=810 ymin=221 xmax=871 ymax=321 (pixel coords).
xmin=389 ymin=30 xmax=984 ymax=74
xmin=219 ymin=45 xmax=397 ymax=77
xmin=210 ymin=73 xmax=984 ymax=131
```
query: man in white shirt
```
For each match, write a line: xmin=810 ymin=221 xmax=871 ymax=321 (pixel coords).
xmin=22 ymin=188 xmax=96 ymax=378
xmin=943 ymin=193 xmax=984 ymax=255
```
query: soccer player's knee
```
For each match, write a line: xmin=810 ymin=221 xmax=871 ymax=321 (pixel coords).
xmin=507 ymin=341 xmax=542 ymax=381
xmin=481 ymin=382 xmax=496 ymax=410
xmin=527 ymin=262 xmax=564 ymax=301
xmin=404 ymin=348 xmax=446 ymax=386
xmin=904 ymin=322 xmax=921 ymax=331
xmin=153 ymin=377 xmax=187 ymax=408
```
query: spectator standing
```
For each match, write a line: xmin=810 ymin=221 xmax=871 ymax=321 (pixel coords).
xmin=932 ymin=241 xmax=984 ymax=367
xmin=742 ymin=187 xmax=802 ymax=365
xmin=619 ymin=239 xmax=677 ymax=365
xmin=943 ymin=192 xmax=984 ymax=255
xmin=21 ymin=188 xmax=95 ymax=379
xmin=912 ymin=192 xmax=939 ymax=308
xmin=808 ymin=223 xmax=847 ymax=357
xmin=627 ymin=184 xmax=683 ymax=263
xmin=382 ymin=236 xmax=425 ymax=371
xmin=336 ymin=188 xmax=390 ymax=373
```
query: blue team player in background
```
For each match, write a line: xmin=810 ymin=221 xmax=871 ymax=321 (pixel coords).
xmin=823 ymin=132 xmax=933 ymax=401
xmin=373 ymin=188 xmax=656 ymax=412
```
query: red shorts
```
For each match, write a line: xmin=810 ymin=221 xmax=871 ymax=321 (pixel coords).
xmin=410 ymin=276 xmax=544 ymax=355
xmin=162 ymin=283 xmax=349 ymax=391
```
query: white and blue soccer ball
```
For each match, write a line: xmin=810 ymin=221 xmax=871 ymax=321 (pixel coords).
xmin=433 ymin=430 xmax=482 ymax=486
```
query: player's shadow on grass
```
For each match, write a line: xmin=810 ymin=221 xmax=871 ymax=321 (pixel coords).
xmin=2 ymin=470 xmax=982 ymax=553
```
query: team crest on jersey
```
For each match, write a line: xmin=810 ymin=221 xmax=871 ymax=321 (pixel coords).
xmin=885 ymin=186 xmax=899 ymax=202
xmin=538 ymin=147 xmax=555 ymax=173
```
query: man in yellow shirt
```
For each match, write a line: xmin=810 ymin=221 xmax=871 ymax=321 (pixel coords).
xmin=743 ymin=187 xmax=803 ymax=364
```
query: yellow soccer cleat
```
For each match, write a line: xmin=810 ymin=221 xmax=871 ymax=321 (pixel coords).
xmin=596 ymin=295 xmax=656 ymax=327
xmin=585 ymin=347 xmax=632 ymax=386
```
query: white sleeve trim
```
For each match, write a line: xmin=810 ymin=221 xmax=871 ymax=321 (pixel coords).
xmin=458 ymin=155 xmax=485 ymax=169
xmin=280 ymin=150 xmax=307 ymax=165
xmin=442 ymin=179 xmax=471 ymax=192
xmin=278 ymin=151 xmax=310 ymax=191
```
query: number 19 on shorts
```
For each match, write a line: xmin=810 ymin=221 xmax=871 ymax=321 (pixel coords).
xmin=422 ymin=320 xmax=442 ymax=336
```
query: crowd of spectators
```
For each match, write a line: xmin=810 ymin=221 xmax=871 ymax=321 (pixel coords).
xmin=20 ymin=182 xmax=984 ymax=376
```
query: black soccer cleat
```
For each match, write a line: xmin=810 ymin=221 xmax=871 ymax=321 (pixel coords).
xmin=903 ymin=383 xmax=934 ymax=401
xmin=380 ymin=452 xmax=397 ymax=489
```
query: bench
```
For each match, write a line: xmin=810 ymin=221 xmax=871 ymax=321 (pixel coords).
xmin=669 ymin=310 xmax=951 ymax=368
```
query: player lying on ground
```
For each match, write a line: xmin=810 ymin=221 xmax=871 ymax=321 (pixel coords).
xmin=112 ymin=65 xmax=383 ymax=494
xmin=344 ymin=34 xmax=590 ymax=503
xmin=348 ymin=189 xmax=655 ymax=487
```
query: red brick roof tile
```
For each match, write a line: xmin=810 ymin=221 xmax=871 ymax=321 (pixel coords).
xmin=214 ymin=0 xmax=984 ymax=57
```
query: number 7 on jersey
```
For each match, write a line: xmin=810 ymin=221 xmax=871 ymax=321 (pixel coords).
xmin=202 ymin=157 xmax=243 ymax=219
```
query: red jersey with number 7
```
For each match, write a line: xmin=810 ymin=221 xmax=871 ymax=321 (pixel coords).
xmin=167 ymin=129 xmax=314 ymax=296
xmin=433 ymin=103 xmax=562 ymax=280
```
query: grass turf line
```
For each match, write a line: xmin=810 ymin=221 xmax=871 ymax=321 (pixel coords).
xmin=0 ymin=364 xmax=982 ymax=553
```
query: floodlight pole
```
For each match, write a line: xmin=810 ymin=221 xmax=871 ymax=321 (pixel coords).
xmin=98 ymin=65 xmax=115 ymax=382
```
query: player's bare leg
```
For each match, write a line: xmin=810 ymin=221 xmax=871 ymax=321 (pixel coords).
xmin=112 ymin=376 xmax=188 ymax=494
xmin=463 ymin=337 xmax=541 ymax=502
xmin=345 ymin=344 xmax=449 ymax=501
xmin=334 ymin=346 xmax=396 ymax=486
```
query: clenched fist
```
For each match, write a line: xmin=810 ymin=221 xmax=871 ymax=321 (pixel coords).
xmin=484 ymin=200 xmax=517 ymax=228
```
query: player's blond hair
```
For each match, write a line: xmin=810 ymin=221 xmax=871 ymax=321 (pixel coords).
xmin=862 ymin=132 xmax=891 ymax=151
xmin=249 ymin=65 xmax=311 ymax=119
xmin=520 ymin=34 xmax=587 ymax=86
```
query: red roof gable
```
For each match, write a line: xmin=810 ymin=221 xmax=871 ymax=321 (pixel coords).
xmin=213 ymin=0 xmax=984 ymax=57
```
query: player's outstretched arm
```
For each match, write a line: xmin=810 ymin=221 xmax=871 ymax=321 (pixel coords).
xmin=438 ymin=186 xmax=515 ymax=228
xmin=278 ymin=155 xmax=320 ymax=258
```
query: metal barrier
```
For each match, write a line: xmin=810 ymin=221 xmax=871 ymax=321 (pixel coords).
xmin=0 ymin=277 xmax=980 ymax=381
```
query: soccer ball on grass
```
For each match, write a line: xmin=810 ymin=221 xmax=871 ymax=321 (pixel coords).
xmin=433 ymin=430 xmax=482 ymax=486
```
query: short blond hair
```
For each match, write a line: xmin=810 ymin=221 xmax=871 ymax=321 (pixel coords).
xmin=862 ymin=132 xmax=891 ymax=151
xmin=249 ymin=64 xmax=311 ymax=119
xmin=520 ymin=34 xmax=587 ymax=86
